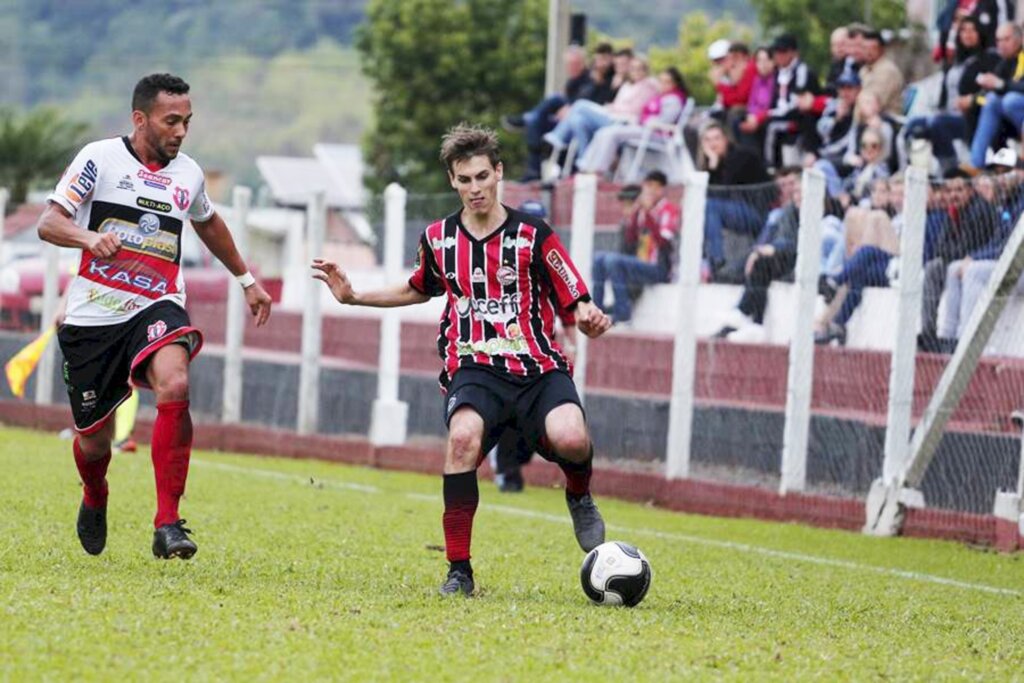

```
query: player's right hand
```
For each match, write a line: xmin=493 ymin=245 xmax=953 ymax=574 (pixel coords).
xmin=311 ymin=258 xmax=355 ymax=304
xmin=87 ymin=231 xmax=121 ymax=258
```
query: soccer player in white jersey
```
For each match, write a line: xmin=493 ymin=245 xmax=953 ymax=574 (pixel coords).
xmin=313 ymin=124 xmax=611 ymax=596
xmin=37 ymin=73 xmax=273 ymax=559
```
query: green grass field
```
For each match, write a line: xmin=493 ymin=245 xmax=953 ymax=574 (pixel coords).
xmin=2 ymin=425 xmax=1023 ymax=681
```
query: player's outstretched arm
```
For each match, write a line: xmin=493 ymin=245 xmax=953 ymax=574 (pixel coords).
xmin=192 ymin=211 xmax=272 ymax=327
xmin=37 ymin=203 xmax=121 ymax=257
xmin=311 ymin=258 xmax=429 ymax=307
xmin=575 ymin=300 xmax=612 ymax=339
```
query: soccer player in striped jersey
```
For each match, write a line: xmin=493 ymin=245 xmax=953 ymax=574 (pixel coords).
xmin=312 ymin=124 xmax=611 ymax=596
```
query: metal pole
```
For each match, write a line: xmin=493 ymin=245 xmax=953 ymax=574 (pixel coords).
xmin=222 ymin=185 xmax=252 ymax=424
xmin=779 ymin=169 xmax=826 ymax=495
xmin=544 ymin=0 xmax=571 ymax=95
xmin=665 ymin=172 xmax=708 ymax=480
xmin=369 ymin=183 xmax=410 ymax=445
xmin=0 ymin=188 xmax=8 ymax=322
xmin=297 ymin=191 xmax=325 ymax=435
xmin=881 ymin=168 xmax=927 ymax=482
xmin=569 ymin=172 xmax=597 ymax=406
xmin=35 ymin=243 xmax=60 ymax=405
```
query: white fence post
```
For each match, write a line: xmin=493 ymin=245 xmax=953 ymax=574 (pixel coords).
xmin=298 ymin=191 xmax=326 ymax=435
xmin=35 ymin=243 xmax=60 ymax=405
xmin=666 ymin=172 xmax=708 ymax=480
xmin=779 ymin=168 xmax=826 ymax=495
xmin=369 ymin=183 xmax=410 ymax=445
xmin=881 ymin=168 xmax=927 ymax=481
xmin=222 ymin=185 xmax=252 ymax=424
xmin=569 ymin=173 xmax=598 ymax=405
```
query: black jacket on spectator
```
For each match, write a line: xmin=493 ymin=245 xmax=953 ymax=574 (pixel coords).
xmin=708 ymin=146 xmax=772 ymax=186
xmin=992 ymin=49 xmax=1024 ymax=95
xmin=565 ymin=71 xmax=593 ymax=102
xmin=933 ymin=196 xmax=1000 ymax=262
xmin=770 ymin=58 xmax=820 ymax=119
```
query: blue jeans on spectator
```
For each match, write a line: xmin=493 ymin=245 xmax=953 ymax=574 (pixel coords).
xmin=592 ymin=252 xmax=667 ymax=322
xmin=524 ymin=94 xmax=568 ymax=178
xmin=814 ymin=159 xmax=844 ymax=198
xmin=834 ymin=245 xmax=892 ymax=326
xmin=546 ymin=100 xmax=614 ymax=161
xmin=970 ymin=92 xmax=1024 ymax=168
xmin=906 ymin=113 xmax=967 ymax=163
xmin=820 ymin=215 xmax=846 ymax=277
xmin=703 ymin=198 xmax=763 ymax=266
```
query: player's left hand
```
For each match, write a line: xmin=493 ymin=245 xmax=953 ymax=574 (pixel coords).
xmin=576 ymin=301 xmax=612 ymax=338
xmin=244 ymin=282 xmax=273 ymax=327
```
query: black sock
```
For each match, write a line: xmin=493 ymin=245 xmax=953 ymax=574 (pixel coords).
xmin=449 ymin=559 xmax=473 ymax=577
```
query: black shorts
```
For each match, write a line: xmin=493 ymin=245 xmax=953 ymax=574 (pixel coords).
xmin=57 ymin=301 xmax=203 ymax=434
xmin=444 ymin=367 xmax=584 ymax=460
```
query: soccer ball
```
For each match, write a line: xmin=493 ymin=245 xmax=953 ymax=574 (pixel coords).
xmin=579 ymin=541 xmax=652 ymax=607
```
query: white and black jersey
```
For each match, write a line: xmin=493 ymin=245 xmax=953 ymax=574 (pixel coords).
xmin=48 ymin=136 xmax=214 ymax=327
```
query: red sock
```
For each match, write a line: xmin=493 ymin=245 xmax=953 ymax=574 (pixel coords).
xmin=151 ymin=400 xmax=193 ymax=528
xmin=442 ymin=471 xmax=479 ymax=563
xmin=560 ymin=447 xmax=593 ymax=498
xmin=73 ymin=438 xmax=110 ymax=509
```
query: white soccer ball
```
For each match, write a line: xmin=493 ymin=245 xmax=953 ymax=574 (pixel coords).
xmin=579 ymin=541 xmax=652 ymax=607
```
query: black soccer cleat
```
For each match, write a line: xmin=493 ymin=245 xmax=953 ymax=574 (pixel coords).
xmin=76 ymin=501 xmax=107 ymax=556
xmin=152 ymin=519 xmax=197 ymax=560
xmin=439 ymin=568 xmax=475 ymax=597
xmin=566 ymin=492 xmax=606 ymax=552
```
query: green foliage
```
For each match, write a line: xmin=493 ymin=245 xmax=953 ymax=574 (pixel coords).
xmin=356 ymin=0 xmax=547 ymax=193
xmin=576 ymin=0 xmax=758 ymax=47
xmin=749 ymin=0 xmax=906 ymax=71
xmin=3 ymin=426 xmax=1024 ymax=680
xmin=0 ymin=108 xmax=89 ymax=205
xmin=650 ymin=14 xmax=756 ymax=106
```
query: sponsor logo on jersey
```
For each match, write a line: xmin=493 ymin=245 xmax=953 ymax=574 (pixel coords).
xmin=138 ymin=169 xmax=172 ymax=190
xmin=456 ymin=337 xmax=530 ymax=357
xmin=64 ymin=160 xmax=99 ymax=203
xmin=502 ymin=235 xmax=533 ymax=250
xmin=147 ymin=320 xmax=168 ymax=341
xmin=98 ymin=217 xmax=178 ymax=262
xmin=173 ymin=186 xmax=191 ymax=211
xmin=86 ymin=288 xmax=142 ymax=313
xmin=506 ymin=322 xmax=522 ymax=339
xmin=545 ymin=250 xmax=580 ymax=298
xmin=471 ymin=267 xmax=485 ymax=283
xmin=117 ymin=175 xmax=135 ymax=191
xmin=137 ymin=197 xmax=172 ymax=213
xmin=496 ymin=265 xmax=516 ymax=286
xmin=86 ymin=259 xmax=170 ymax=296
xmin=138 ymin=213 xmax=160 ymax=235
xmin=430 ymin=236 xmax=457 ymax=250
xmin=454 ymin=293 xmax=521 ymax=324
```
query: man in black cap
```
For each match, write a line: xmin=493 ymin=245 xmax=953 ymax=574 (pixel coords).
xmin=763 ymin=34 xmax=820 ymax=168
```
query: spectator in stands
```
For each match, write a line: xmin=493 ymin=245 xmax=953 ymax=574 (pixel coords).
xmin=859 ymin=29 xmax=906 ymax=116
xmin=736 ymin=47 xmax=778 ymax=152
xmin=825 ymin=26 xmax=859 ymax=96
xmin=815 ymin=177 xmax=903 ymax=345
xmin=841 ymin=127 xmax=892 ymax=207
xmin=936 ymin=153 xmax=1023 ymax=350
xmin=802 ymin=68 xmax=861 ymax=196
xmin=918 ymin=171 xmax=999 ymax=351
xmin=713 ymin=166 xmax=802 ymax=341
xmin=712 ymin=42 xmax=757 ymax=123
xmin=610 ymin=47 xmax=634 ymax=99
xmin=576 ymin=67 xmax=688 ymax=177
xmin=906 ymin=17 xmax=999 ymax=176
xmin=587 ymin=42 xmax=617 ymax=104
xmin=936 ymin=0 xmax=1015 ymax=59
xmin=543 ymin=55 xmax=659 ymax=176
xmin=968 ymin=23 xmax=1024 ymax=170
xmin=761 ymin=34 xmax=820 ymax=169
xmin=698 ymin=120 xmax=772 ymax=280
xmin=503 ymin=45 xmax=596 ymax=181
xmin=591 ymin=171 xmax=680 ymax=325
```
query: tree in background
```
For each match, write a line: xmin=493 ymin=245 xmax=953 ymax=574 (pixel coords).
xmin=0 ymin=108 xmax=88 ymax=206
xmin=649 ymin=14 xmax=755 ymax=106
xmin=749 ymin=0 xmax=905 ymax=71
xmin=357 ymin=0 xmax=546 ymax=193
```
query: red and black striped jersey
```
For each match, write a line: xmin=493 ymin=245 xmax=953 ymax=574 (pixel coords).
xmin=409 ymin=206 xmax=590 ymax=390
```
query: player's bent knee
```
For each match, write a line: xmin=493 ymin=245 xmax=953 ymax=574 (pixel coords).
xmin=154 ymin=373 xmax=190 ymax=403
xmin=549 ymin=430 xmax=591 ymax=462
xmin=79 ymin=423 xmax=114 ymax=458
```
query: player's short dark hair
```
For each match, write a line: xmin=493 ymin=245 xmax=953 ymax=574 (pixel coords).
xmin=132 ymin=73 xmax=190 ymax=113
xmin=643 ymin=170 xmax=668 ymax=186
xmin=728 ymin=42 xmax=750 ymax=56
xmin=776 ymin=165 xmax=802 ymax=178
xmin=440 ymin=123 xmax=501 ymax=174
xmin=594 ymin=42 xmax=614 ymax=55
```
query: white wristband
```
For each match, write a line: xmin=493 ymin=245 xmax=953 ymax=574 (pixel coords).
xmin=236 ymin=271 xmax=256 ymax=289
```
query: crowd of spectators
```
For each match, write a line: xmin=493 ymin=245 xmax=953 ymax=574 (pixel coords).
xmin=503 ymin=3 xmax=1024 ymax=347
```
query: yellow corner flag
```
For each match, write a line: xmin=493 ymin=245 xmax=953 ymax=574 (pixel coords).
xmin=4 ymin=327 xmax=56 ymax=398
